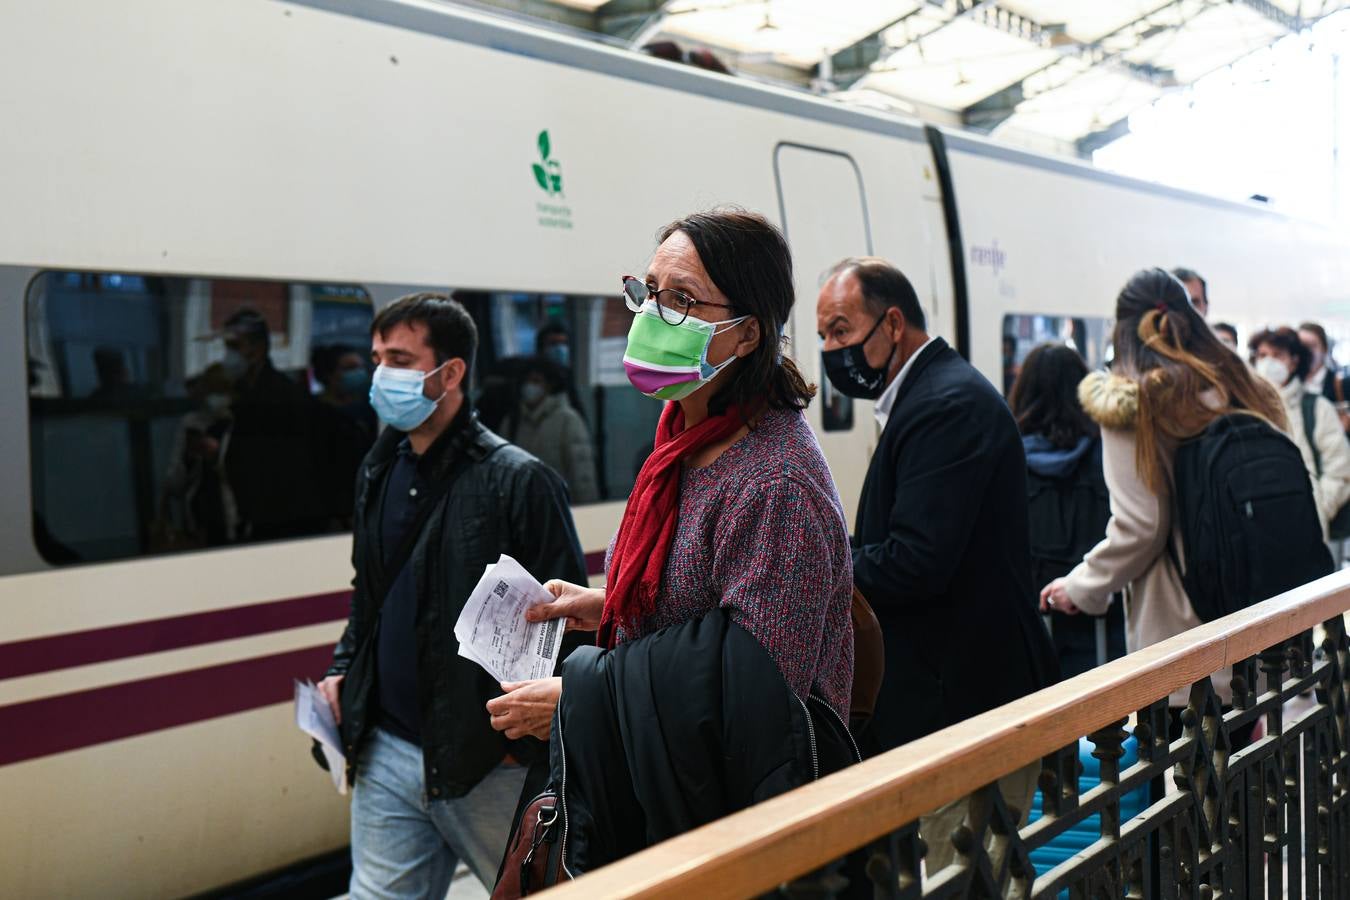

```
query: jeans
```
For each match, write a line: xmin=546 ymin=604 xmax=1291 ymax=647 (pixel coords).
xmin=350 ymin=728 xmax=526 ymax=899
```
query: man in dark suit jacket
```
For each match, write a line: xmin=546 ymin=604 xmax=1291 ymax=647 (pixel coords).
xmin=817 ymin=257 xmax=1057 ymax=754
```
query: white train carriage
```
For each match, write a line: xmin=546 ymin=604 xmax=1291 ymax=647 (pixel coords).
xmin=1 ymin=0 xmax=1347 ymax=896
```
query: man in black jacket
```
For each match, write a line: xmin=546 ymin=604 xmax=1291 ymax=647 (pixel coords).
xmin=817 ymin=259 xmax=1056 ymax=869
xmin=317 ymin=293 xmax=586 ymax=896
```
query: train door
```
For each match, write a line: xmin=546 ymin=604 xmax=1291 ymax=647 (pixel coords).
xmin=773 ymin=143 xmax=873 ymax=521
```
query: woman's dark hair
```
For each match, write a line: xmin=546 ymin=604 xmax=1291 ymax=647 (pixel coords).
xmin=657 ymin=209 xmax=815 ymax=418
xmin=1112 ymin=267 xmax=1284 ymax=492
xmin=1248 ymin=327 xmax=1312 ymax=382
xmin=1007 ymin=344 xmax=1096 ymax=449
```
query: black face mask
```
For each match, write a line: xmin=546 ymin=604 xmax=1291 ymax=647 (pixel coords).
xmin=822 ymin=315 xmax=897 ymax=400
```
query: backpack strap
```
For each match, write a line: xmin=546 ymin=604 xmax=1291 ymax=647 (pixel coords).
xmin=1302 ymin=392 xmax=1323 ymax=477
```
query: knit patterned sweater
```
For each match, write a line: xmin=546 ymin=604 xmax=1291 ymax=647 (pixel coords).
xmin=612 ymin=407 xmax=855 ymax=717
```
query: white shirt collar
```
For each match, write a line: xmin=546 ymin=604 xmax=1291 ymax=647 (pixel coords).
xmin=874 ymin=335 xmax=937 ymax=429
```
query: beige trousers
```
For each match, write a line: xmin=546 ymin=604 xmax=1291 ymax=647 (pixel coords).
xmin=920 ymin=760 xmax=1040 ymax=885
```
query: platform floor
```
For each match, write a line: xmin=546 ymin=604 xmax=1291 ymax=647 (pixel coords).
xmin=333 ymin=863 xmax=488 ymax=900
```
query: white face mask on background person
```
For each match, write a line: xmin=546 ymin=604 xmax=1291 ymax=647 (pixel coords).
xmin=520 ymin=381 xmax=547 ymax=407
xmin=1254 ymin=356 xmax=1292 ymax=388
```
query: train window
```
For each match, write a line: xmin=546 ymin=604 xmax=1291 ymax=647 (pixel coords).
xmin=26 ymin=272 xmax=375 ymax=564
xmin=456 ymin=289 xmax=657 ymax=506
xmin=819 ymin=370 xmax=854 ymax=432
xmin=1001 ymin=314 xmax=1114 ymax=396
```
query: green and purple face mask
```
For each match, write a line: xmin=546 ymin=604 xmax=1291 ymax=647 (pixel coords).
xmin=622 ymin=300 xmax=748 ymax=401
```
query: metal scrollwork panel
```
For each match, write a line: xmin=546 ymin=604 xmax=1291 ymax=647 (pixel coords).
xmin=787 ymin=618 xmax=1350 ymax=900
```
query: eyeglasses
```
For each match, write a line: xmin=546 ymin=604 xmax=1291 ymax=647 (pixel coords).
xmin=622 ymin=275 xmax=736 ymax=327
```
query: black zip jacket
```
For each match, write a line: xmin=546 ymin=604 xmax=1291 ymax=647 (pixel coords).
xmin=550 ymin=609 xmax=858 ymax=875
xmin=325 ymin=408 xmax=587 ymax=799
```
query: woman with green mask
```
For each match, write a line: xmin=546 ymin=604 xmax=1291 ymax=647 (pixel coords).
xmin=485 ymin=209 xmax=857 ymax=878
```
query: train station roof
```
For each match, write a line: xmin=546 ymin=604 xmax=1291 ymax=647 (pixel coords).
xmin=489 ymin=0 xmax=1349 ymax=156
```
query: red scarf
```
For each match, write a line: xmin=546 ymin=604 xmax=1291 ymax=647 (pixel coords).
xmin=598 ymin=402 xmax=747 ymax=648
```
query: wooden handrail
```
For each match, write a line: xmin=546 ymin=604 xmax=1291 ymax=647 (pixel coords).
xmin=541 ymin=569 xmax=1350 ymax=899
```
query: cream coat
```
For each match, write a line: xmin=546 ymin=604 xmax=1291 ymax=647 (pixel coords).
xmin=1059 ymin=372 xmax=1227 ymax=706
xmin=1275 ymin=375 xmax=1350 ymax=536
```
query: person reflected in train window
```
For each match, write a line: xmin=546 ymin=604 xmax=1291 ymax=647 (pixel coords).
xmin=1171 ymin=266 xmax=1208 ymax=318
xmin=1250 ymin=327 xmax=1350 ymax=539
xmin=1211 ymin=322 xmax=1239 ymax=355
xmin=490 ymin=210 xmax=857 ymax=878
xmin=535 ymin=319 xmax=588 ymax=417
xmin=474 ymin=355 xmax=529 ymax=434
xmin=313 ymin=344 xmax=375 ymax=428
xmin=816 ymin=256 xmax=1056 ymax=875
xmin=316 ymin=293 xmax=586 ymax=896
xmin=1001 ymin=333 xmax=1019 ymax=396
xmin=218 ymin=308 xmax=324 ymax=540
xmin=88 ymin=346 xmax=148 ymax=405
xmin=536 ymin=320 xmax=571 ymax=368
xmin=156 ymin=363 xmax=239 ymax=550
xmin=503 ymin=356 xmax=599 ymax=503
xmin=1008 ymin=344 xmax=1124 ymax=679
xmin=310 ymin=343 xmax=377 ymax=528
xmin=1040 ymin=269 xmax=1298 ymax=750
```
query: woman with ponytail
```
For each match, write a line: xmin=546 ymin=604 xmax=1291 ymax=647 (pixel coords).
xmin=1039 ymin=267 xmax=1284 ymax=726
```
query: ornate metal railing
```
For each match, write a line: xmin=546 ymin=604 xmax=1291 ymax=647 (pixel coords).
xmin=540 ymin=572 xmax=1350 ymax=899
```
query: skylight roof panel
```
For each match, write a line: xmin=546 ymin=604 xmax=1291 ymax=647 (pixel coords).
xmin=864 ymin=17 xmax=1059 ymax=109
xmin=999 ymin=0 xmax=1175 ymax=44
xmin=659 ymin=0 xmax=921 ymax=66
xmin=1125 ymin=3 xmax=1284 ymax=82
xmin=998 ymin=67 xmax=1161 ymax=141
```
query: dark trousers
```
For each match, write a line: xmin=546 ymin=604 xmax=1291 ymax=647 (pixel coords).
xmin=1166 ymin=705 xmax=1258 ymax=751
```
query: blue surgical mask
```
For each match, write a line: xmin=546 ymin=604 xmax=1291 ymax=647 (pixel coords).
xmin=338 ymin=367 xmax=371 ymax=398
xmin=542 ymin=344 xmax=570 ymax=368
xmin=370 ymin=362 xmax=447 ymax=431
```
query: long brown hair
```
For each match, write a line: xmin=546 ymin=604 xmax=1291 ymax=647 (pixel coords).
xmin=1112 ymin=267 xmax=1285 ymax=493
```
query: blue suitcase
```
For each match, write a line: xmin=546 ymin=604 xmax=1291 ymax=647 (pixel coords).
xmin=1026 ymin=735 xmax=1147 ymax=887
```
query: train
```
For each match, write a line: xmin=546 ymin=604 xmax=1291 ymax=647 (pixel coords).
xmin=3 ymin=0 xmax=1349 ymax=896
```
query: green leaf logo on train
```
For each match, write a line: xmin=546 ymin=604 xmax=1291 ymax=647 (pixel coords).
xmin=531 ymin=130 xmax=563 ymax=197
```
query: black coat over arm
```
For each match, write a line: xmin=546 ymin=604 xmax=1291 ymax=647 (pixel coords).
xmin=852 ymin=338 xmax=1058 ymax=751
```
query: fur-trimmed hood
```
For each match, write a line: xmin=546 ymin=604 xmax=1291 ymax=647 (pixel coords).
xmin=1078 ymin=371 xmax=1138 ymax=429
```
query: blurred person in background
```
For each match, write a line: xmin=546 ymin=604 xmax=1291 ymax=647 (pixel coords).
xmin=1250 ymin=327 xmax=1350 ymax=540
xmin=502 ymin=356 xmax=600 ymax=503
xmin=1172 ymin=267 xmax=1208 ymax=318
xmin=1299 ymin=322 xmax=1350 ymax=434
xmin=1212 ymin=322 xmax=1239 ymax=355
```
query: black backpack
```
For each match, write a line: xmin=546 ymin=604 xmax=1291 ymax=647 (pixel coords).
xmin=1299 ymin=392 xmax=1350 ymax=540
xmin=1172 ymin=414 xmax=1333 ymax=622
xmin=1026 ymin=440 xmax=1111 ymax=591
